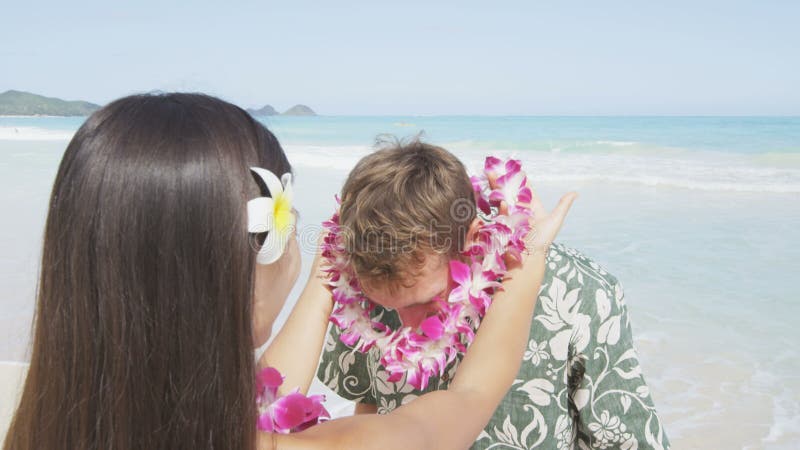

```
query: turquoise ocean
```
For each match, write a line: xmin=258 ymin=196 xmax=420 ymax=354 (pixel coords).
xmin=1 ymin=116 xmax=798 ymax=447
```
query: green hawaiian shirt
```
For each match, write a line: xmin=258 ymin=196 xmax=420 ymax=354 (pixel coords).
xmin=316 ymin=243 xmax=670 ymax=449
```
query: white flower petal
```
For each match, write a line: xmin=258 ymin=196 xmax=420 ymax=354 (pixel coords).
xmin=598 ymin=315 xmax=621 ymax=345
xmin=516 ymin=378 xmax=554 ymax=406
xmin=596 ymin=289 xmax=611 ymax=322
xmin=251 ymin=167 xmax=284 ymax=198
xmin=256 ymin=228 xmax=290 ymax=265
xmin=247 ymin=197 xmax=275 ymax=233
xmin=572 ymin=313 xmax=591 ymax=353
xmin=549 ymin=329 xmax=571 ymax=361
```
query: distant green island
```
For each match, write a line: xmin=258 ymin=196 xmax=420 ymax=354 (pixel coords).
xmin=247 ymin=104 xmax=317 ymax=116
xmin=0 ymin=90 xmax=101 ymax=116
xmin=1 ymin=90 xmax=317 ymax=117
xmin=247 ymin=104 xmax=279 ymax=116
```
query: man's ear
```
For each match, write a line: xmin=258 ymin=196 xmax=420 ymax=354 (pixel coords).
xmin=465 ymin=217 xmax=482 ymax=244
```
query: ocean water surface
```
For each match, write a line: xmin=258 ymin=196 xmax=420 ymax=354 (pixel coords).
xmin=1 ymin=115 xmax=798 ymax=448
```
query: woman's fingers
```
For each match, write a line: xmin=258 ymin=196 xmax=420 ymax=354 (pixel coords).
xmin=553 ymin=192 xmax=578 ymax=224
xmin=529 ymin=186 xmax=546 ymax=219
xmin=541 ymin=192 xmax=578 ymax=242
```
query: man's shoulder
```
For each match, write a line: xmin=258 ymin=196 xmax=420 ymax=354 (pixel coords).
xmin=534 ymin=242 xmax=628 ymax=342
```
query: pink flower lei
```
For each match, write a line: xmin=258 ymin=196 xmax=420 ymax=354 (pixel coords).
xmin=256 ymin=367 xmax=330 ymax=433
xmin=321 ymin=157 xmax=534 ymax=390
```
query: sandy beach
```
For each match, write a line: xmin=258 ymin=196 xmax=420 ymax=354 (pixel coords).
xmin=2 ymin=358 xmax=797 ymax=448
xmin=0 ymin=362 xmax=27 ymax=440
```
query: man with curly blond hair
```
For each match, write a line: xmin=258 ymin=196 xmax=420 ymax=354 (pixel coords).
xmin=316 ymin=139 xmax=670 ymax=449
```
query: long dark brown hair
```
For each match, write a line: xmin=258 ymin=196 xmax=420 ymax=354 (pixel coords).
xmin=3 ymin=93 xmax=291 ymax=450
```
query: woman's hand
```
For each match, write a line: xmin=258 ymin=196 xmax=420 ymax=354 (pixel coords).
xmin=488 ymin=172 xmax=578 ymax=262
xmin=523 ymin=183 xmax=578 ymax=257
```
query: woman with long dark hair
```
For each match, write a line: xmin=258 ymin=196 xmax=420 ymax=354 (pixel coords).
xmin=3 ymin=93 xmax=576 ymax=450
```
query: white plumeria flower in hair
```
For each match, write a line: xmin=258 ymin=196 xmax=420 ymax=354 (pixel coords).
xmin=247 ymin=167 xmax=295 ymax=265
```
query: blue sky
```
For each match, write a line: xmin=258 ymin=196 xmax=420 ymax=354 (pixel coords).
xmin=1 ymin=0 xmax=798 ymax=115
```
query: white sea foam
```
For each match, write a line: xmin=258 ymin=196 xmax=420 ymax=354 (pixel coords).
xmin=593 ymin=140 xmax=638 ymax=147
xmin=0 ymin=126 xmax=74 ymax=141
xmin=284 ymin=144 xmax=800 ymax=193
xmin=0 ymin=361 xmax=28 ymax=367
xmin=751 ymin=368 xmax=800 ymax=445
xmin=284 ymin=144 xmax=371 ymax=171
xmin=3 ymin=133 xmax=796 ymax=192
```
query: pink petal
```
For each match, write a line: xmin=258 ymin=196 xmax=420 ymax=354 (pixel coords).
xmin=449 ymin=260 xmax=471 ymax=285
xmin=407 ymin=370 xmax=422 ymax=390
xmin=257 ymin=367 xmax=284 ymax=390
xmin=488 ymin=190 xmax=505 ymax=202
xmin=272 ymin=393 xmax=309 ymax=430
xmin=517 ymin=186 xmax=532 ymax=204
xmin=448 ymin=285 xmax=466 ymax=303
xmin=419 ymin=316 xmax=445 ymax=340
xmin=495 ymin=172 xmax=512 ymax=188
xmin=504 ymin=159 xmax=521 ymax=175
xmin=476 ymin=196 xmax=492 ymax=215
xmin=470 ymin=175 xmax=485 ymax=192
xmin=386 ymin=372 xmax=404 ymax=383
xmin=484 ymin=156 xmax=503 ymax=173
xmin=257 ymin=413 xmax=276 ymax=432
xmin=340 ymin=332 xmax=360 ymax=346
xmin=306 ymin=395 xmax=329 ymax=420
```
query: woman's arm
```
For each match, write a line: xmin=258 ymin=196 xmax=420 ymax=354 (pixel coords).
xmin=345 ymin=250 xmax=546 ymax=450
xmin=258 ymin=238 xmax=332 ymax=394
xmin=276 ymin=249 xmax=545 ymax=450
xmin=270 ymin=189 xmax=578 ymax=450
